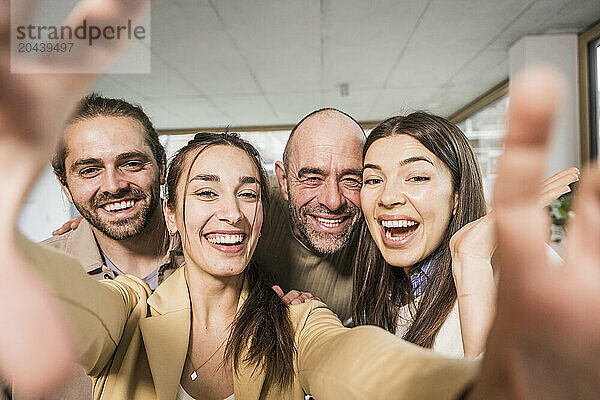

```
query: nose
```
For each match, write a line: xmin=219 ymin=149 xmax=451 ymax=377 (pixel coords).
xmin=379 ymin=181 xmax=407 ymax=209
xmin=100 ymin=168 xmax=129 ymax=194
xmin=317 ymin=179 xmax=344 ymax=212
xmin=217 ymin=195 xmax=244 ymax=225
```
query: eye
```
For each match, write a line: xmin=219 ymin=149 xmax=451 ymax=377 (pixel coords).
xmin=342 ymin=177 xmax=362 ymax=189
xmin=120 ymin=160 xmax=146 ymax=171
xmin=300 ymin=176 xmax=323 ymax=187
xmin=193 ymin=189 xmax=218 ymax=199
xmin=363 ymin=177 xmax=383 ymax=185
xmin=407 ymin=176 xmax=430 ymax=182
xmin=238 ymin=190 xmax=258 ymax=201
xmin=78 ymin=167 xmax=101 ymax=178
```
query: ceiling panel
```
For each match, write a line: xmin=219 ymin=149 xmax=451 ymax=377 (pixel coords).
xmin=68 ymin=0 xmax=600 ymax=129
xmin=322 ymin=0 xmax=428 ymax=89
xmin=210 ymin=0 xmax=323 ymax=94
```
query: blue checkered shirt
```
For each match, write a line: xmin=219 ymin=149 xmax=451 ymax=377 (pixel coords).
xmin=409 ymin=257 xmax=437 ymax=298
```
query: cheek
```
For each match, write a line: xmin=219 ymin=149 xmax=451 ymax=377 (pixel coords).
xmin=290 ymin=186 xmax=318 ymax=207
xmin=359 ymin=189 xmax=376 ymax=218
xmin=181 ymin=203 xmax=210 ymax=235
xmin=341 ymin=186 xmax=362 ymax=208
xmin=419 ymin=188 xmax=455 ymax=242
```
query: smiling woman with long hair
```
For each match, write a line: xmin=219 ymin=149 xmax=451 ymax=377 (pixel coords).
xmin=353 ymin=112 xmax=577 ymax=358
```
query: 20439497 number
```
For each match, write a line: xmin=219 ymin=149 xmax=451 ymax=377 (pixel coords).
xmin=18 ymin=42 xmax=74 ymax=53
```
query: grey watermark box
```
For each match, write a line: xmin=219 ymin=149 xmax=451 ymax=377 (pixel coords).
xmin=10 ymin=0 xmax=151 ymax=74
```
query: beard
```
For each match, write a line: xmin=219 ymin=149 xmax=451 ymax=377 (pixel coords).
xmin=287 ymin=190 xmax=361 ymax=255
xmin=72 ymin=182 xmax=160 ymax=241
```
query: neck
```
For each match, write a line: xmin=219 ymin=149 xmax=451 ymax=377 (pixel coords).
xmin=184 ymin=264 xmax=243 ymax=330
xmin=92 ymin=205 xmax=170 ymax=278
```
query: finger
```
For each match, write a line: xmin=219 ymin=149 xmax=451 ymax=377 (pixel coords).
xmin=299 ymin=292 xmax=314 ymax=303
xmin=1 ymin=0 xmax=40 ymax=49
xmin=540 ymin=172 xmax=579 ymax=194
xmin=271 ymin=285 xmax=284 ymax=298
xmin=37 ymin=0 xmax=148 ymax=77
xmin=564 ymin=168 xmax=600 ymax=272
xmin=541 ymin=167 xmax=579 ymax=187
xmin=539 ymin=185 xmax=572 ymax=207
xmin=281 ymin=290 xmax=300 ymax=304
xmin=71 ymin=216 xmax=83 ymax=230
xmin=494 ymin=66 xmax=564 ymax=281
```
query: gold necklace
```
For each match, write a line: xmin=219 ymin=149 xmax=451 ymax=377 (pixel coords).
xmin=186 ymin=338 xmax=227 ymax=381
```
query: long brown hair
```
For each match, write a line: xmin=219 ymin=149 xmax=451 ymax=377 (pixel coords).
xmin=166 ymin=132 xmax=296 ymax=390
xmin=352 ymin=112 xmax=486 ymax=348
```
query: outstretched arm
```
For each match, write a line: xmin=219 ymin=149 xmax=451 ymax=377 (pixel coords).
xmin=451 ymin=167 xmax=578 ymax=357
xmin=470 ymin=67 xmax=600 ymax=399
xmin=0 ymin=0 xmax=146 ymax=395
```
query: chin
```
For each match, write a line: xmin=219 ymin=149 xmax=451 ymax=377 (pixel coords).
xmin=380 ymin=250 xmax=419 ymax=269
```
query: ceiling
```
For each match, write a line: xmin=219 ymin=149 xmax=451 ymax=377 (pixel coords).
xmin=86 ymin=0 xmax=600 ymax=130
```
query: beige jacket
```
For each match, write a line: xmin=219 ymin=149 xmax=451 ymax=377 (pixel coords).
xmin=10 ymin=220 xmax=182 ymax=400
xmin=20 ymin=236 xmax=480 ymax=400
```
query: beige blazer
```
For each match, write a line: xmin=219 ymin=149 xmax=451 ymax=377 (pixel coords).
xmin=19 ymin=235 xmax=479 ymax=400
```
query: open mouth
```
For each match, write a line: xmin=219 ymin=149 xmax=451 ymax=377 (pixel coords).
xmin=101 ymin=199 xmax=138 ymax=213
xmin=380 ymin=219 xmax=419 ymax=244
xmin=311 ymin=215 xmax=349 ymax=230
xmin=204 ymin=233 xmax=246 ymax=246
xmin=203 ymin=232 xmax=248 ymax=254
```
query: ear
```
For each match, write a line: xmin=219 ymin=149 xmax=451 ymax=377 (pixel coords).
xmin=452 ymin=192 xmax=458 ymax=216
xmin=274 ymin=161 xmax=289 ymax=201
xmin=163 ymin=198 xmax=178 ymax=235
xmin=56 ymin=173 xmax=74 ymax=204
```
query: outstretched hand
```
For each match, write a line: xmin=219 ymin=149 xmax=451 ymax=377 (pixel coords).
xmin=471 ymin=67 xmax=600 ymax=399
xmin=0 ymin=0 xmax=147 ymax=395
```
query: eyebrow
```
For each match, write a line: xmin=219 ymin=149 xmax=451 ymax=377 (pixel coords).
xmin=115 ymin=151 xmax=152 ymax=163
xmin=190 ymin=174 xmax=219 ymax=182
xmin=363 ymin=156 xmax=434 ymax=171
xmin=240 ymin=176 xmax=259 ymax=185
xmin=189 ymin=174 xmax=259 ymax=185
xmin=340 ymin=168 xmax=363 ymax=177
xmin=297 ymin=167 xmax=362 ymax=178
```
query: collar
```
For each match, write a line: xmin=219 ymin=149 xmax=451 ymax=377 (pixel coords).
xmin=61 ymin=218 xmax=104 ymax=274
xmin=59 ymin=218 xmax=184 ymax=276
xmin=143 ymin=266 xmax=264 ymax=399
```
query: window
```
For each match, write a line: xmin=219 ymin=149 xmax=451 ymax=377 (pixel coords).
xmin=590 ymin=36 xmax=600 ymax=158
xmin=161 ymin=130 xmax=290 ymax=176
xmin=578 ymin=20 xmax=600 ymax=163
xmin=453 ymin=86 xmax=509 ymax=203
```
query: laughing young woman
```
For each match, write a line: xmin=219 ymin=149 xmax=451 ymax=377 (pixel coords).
xmin=353 ymin=112 xmax=578 ymax=358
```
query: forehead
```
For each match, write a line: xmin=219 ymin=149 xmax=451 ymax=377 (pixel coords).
xmin=187 ymin=145 xmax=259 ymax=180
xmin=365 ymin=134 xmax=446 ymax=170
xmin=288 ymin=113 xmax=364 ymax=173
xmin=64 ymin=115 xmax=151 ymax=163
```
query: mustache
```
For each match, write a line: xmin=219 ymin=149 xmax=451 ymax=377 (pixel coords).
xmin=300 ymin=203 xmax=361 ymax=216
xmin=93 ymin=187 xmax=147 ymax=207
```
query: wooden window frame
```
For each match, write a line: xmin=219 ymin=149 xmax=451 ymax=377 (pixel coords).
xmin=578 ymin=19 xmax=600 ymax=165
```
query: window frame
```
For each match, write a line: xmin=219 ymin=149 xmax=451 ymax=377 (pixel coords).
xmin=578 ymin=19 xmax=600 ymax=164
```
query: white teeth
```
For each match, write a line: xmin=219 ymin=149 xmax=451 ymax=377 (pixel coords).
xmin=103 ymin=200 xmax=135 ymax=212
xmin=206 ymin=234 xmax=245 ymax=245
xmin=315 ymin=216 xmax=343 ymax=228
xmin=385 ymin=230 xmax=405 ymax=241
xmin=381 ymin=219 xmax=417 ymax=228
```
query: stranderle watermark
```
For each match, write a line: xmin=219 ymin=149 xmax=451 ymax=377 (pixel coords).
xmin=11 ymin=0 xmax=151 ymax=73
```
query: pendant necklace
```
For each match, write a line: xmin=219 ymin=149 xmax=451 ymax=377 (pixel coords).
xmin=186 ymin=338 xmax=227 ymax=381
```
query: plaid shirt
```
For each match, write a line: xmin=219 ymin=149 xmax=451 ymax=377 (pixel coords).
xmin=409 ymin=256 xmax=437 ymax=298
